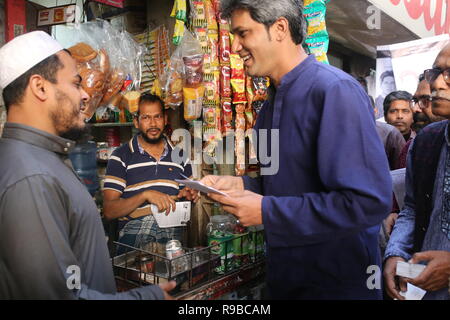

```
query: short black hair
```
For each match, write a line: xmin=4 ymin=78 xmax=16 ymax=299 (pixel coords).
xmin=2 ymin=52 xmax=65 ymax=112
xmin=380 ymin=70 xmax=394 ymax=83
xmin=221 ymin=0 xmax=306 ymax=45
xmin=383 ymin=90 xmax=413 ymax=117
xmin=136 ymin=93 xmax=165 ymax=117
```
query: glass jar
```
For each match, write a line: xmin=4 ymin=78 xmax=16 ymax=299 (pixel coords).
xmin=207 ymin=215 xmax=235 ymax=274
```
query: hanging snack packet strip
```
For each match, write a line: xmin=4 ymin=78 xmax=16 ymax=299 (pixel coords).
xmin=303 ymin=0 xmax=330 ymax=64
xmin=235 ymin=103 xmax=246 ymax=176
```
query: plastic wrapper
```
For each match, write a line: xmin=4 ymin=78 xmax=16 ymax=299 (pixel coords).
xmin=235 ymin=103 xmax=246 ymax=176
xmin=230 ymin=53 xmax=246 ymax=104
xmin=305 ymin=36 xmax=329 ymax=63
xmin=65 ymin=20 xmax=146 ymax=120
xmin=191 ymin=0 xmax=207 ymax=28
xmin=195 ymin=27 xmax=209 ymax=54
xmin=173 ymin=19 xmax=186 ymax=45
xmin=217 ymin=12 xmax=230 ymax=30
xmin=252 ymin=77 xmax=270 ymax=101
xmin=246 ymin=75 xmax=255 ymax=106
xmin=202 ymin=106 xmax=221 ymax=141
xmin=219 ymin=29 xmax=231 ymax=65
xmin=171 ymin=0 xmax=187 ymax=22
xmin=230 ymin=54 xmax=244 ymax=80
xmin=183 ymin=54 xmax=204 ymax=87
xmin=160 ymin=58 xmax=184 ymax=108
xmin=221 ymin=98 xmax=233 ymax=136
xmin=220 ymin=65 xmax=232 ymax=98
xmin=303 ymin=0 xmax=330 ymax=64
xmin=159 ymin=29 xmax=203 ymax=108
xmin=204 ymin=0 xmax=218 ymax=31
xmin=203 ymin=71 xmax=220 ymax=106
xmin=184 ymin=86 xmax=205 ymax=121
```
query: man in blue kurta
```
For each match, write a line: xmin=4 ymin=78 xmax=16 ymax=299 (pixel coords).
xmin=202 ymin=0 xmax=392 ymax=299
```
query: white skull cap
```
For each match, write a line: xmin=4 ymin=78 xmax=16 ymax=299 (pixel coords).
xmin=0 ymin=31 xmax=63 ymax=89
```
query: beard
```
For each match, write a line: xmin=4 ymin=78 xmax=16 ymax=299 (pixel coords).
xmin=51 ymin=89 xmax=87 ymax=142
xmin=60 ymin=124 xmax=90 ymax=142
xmin=140 ymin=128 xmax=164 ymax=144
xmin=412 ymin=112 xmax=431 ymax=132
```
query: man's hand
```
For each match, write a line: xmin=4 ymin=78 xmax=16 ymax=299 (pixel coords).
xmin=177 ymin=187 xmax=199 ymax=203
xmin=159 ymin=281 xmax=177 ymax=300
xmin=200 ymin=175 xmax=244 ymax=194
xmin=144 ymin=190 xmax=176 ymax=215
xmin=383 ymin=256 xmax=408 ymax=300
xmin=383 ymin=212 xmax=399 ymax=236
xmin=208 ymin=190 xmax=263 ymax=226
xmin=407 ymin=251 xmax=450 ymax=291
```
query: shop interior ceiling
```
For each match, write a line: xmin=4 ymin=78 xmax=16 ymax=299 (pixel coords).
xmin=326 ymin=0 xmax=418 ymax=59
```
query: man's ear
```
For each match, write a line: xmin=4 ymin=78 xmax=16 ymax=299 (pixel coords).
xmin=28 ymin=75 xmax=49 ymax=102
xmin=273 ymin=17 xmax=289 ymax=42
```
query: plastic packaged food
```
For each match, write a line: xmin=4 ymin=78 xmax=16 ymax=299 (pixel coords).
xmin=219 ymin=29 xmax=231 ymax=64
xmin=220 ymin=65 xmax=231 ymax=98
xmin=235 ymin=103 xmax=246 ymax=176
xmin=184 ymin=86 xmax=205 ymax=121
xmin=221 ymin=98 xmax=233 ymax=136
xmin=183 ymin=54 xmax=204 ymax=87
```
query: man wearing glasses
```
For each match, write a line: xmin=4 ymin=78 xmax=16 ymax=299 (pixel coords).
xmin=103 ymin=93 xmax=198 ymax=253
xmin=396 ymin=74 xmax=445 ymax=169
xmin=411 ymin=74 xmax=445 ymax=133
xmin=383 ymin=45 xmax=450 ymax=300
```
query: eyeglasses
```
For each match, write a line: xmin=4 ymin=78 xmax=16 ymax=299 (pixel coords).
xmin=137 ymin=114 xmax=164 ymax=122
xmin=411 ymin=95 xmax=432 ymax=109
xmin=424 ymin=67 xmax=450 ymax=84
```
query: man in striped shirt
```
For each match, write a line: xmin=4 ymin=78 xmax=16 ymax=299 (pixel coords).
xmin=103 ymin=94 xmax=198 ymax=253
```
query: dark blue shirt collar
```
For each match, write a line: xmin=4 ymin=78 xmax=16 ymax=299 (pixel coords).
xmin=278 ymin=54 xmax=316 ymax=89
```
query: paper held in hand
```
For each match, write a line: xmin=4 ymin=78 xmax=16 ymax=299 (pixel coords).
xmin=175 ymin=179 xmax=229 ymax=197
xmin=151 ymin=201 xmax=191 ymax=228
xmin=396 ymin=261 xmax=426 ymax=279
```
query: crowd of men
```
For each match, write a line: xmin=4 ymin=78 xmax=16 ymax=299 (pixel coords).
xmin=0 ymin=0 xmax=449 ymax=300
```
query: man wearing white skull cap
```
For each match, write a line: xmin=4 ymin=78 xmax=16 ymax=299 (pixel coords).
xmin=0 ymin=31 xmax=175 ymax=299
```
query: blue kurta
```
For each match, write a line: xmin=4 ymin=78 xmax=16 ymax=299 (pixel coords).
xmin=243 ymin=55 xmax=392 ymax=299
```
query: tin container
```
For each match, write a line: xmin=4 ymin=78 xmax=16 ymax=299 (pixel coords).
xmin=166 ymin=240 xmax=184 ymax=259
xmin=96 ymin=142 xmax=109 ymax=161
xmin=166 ymin=240 xmax=189 ymax=276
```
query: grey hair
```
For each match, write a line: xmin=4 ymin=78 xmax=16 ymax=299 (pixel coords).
xmin=221 ymin=0 xmax=307 ymax=45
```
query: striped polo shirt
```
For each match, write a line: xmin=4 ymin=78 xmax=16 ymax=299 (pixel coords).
xmin=104 ymin=134 xmax=192 ymax=226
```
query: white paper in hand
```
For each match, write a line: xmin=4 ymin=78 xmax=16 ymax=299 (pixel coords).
xmin=175 ymin=179 xmax=228 ymax=196
xmin=399 ymin=283 xmax=427 ymax=300
xmin=151 ymin=201 xmax=191 ymax=228
xmin=396 ymin=261 xmax=426 ymax=279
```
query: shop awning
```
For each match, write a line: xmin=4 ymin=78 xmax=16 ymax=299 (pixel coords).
xmin=326 ymin=0 xmax=419 ymax=58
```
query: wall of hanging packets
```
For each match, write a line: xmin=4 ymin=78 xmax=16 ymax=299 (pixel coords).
xmin=149 ymin=0 xmax=329 ymax=176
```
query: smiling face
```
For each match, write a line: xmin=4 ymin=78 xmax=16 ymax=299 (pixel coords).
xmin=48 ymin=51 xmax=90 ymax=140
xmin=430 ymin=45 xmax=450 ymax=119
xmin=230 ymin=9 xmax=279 ymax=78
xmin=386 ymin=99 xmax=414 ymax=135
